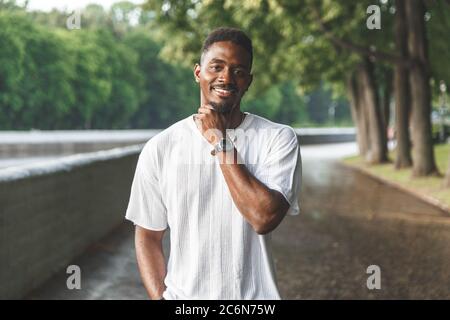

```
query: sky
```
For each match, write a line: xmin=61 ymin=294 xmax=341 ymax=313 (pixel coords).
xmin=22 ymin=0 xmax=144 ymax=12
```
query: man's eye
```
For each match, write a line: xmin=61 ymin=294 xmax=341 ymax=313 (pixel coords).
xmin=210 ymin=65 xmax=222 ymax=71
xmin=234 ymin=69 xmax=247 ymax=76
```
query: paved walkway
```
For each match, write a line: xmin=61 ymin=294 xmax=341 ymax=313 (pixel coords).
xmin=27 ymin=143 xmax=450 ymax=299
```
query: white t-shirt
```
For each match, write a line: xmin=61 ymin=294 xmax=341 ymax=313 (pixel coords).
xmin=125 ymin=112 xmax=302 ymax=300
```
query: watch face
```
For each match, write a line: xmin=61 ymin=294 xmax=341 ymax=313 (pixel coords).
xmin=222 ymin=139 xmax=233 ymax=151
xmin=216 ymin=139 xmax=233 ymax=152
xmin=220 ymin=139 xmax=227 ymax=150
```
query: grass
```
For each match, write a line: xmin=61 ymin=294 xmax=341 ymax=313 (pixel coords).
xmin=343 ymin=144 xmax=450 ymax=209
xmin=295 ymin=120 xmax=354 ymax=128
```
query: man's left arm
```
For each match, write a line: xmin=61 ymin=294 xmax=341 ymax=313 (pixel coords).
xmin=218 ymin=150 xmax=291 ymax=235
xmin=196 ymin=105 xmax=301 ymax=234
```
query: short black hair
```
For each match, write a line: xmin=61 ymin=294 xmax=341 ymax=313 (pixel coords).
xmin=201 ymin=27 xmax=253 ymax=68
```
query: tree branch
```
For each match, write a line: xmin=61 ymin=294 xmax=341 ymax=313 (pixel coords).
xmin=311 ymin=5 xmax=411 ymax=67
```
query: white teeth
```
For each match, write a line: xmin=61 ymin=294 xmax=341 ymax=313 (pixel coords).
xmin=214 ymin=88 xmax=232 ymax=94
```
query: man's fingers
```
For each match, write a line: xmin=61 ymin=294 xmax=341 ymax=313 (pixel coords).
xmin=197 ymin=107 xmax=213 ymax=115
xmin=203 ymin=104 xmax=216 ymax=110
xmin=195 ymin=113 xmax=206 ymax=120
xmin=198 ymin=104 xmax=217 ymax=114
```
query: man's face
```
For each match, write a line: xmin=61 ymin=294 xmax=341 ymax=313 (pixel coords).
xmin=194 ymin=41 xmax=253 ymax=114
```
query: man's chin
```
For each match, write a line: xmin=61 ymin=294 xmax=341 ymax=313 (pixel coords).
xmin=209 ymin=101 xmax=234 ymax=114
xmin=216 ymin=106 xmax=233 ymax=114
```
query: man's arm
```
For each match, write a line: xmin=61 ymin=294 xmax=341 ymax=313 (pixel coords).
xmin=135 ymin=226 xmax=167 ymax=299
xmin=196 ymin=105 xmax=294 ymax=235
xmin=218 ymin=149 xmax=290 ymax=235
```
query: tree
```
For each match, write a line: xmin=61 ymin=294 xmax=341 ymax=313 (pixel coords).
xmin=347 ymin=72 xmax=370 ymax=156
xmin=405 ymin=0 xmax=439 ymax=176
xmin=90 ymin=30 xmax=144 ymax=129
xmin=0 ymin=11 xmax=77 ymax=129
xmin=123 ymin=27 xmax=199 ymax=128
xmin=393 ymin=0 xmax=412 ymax=169
xmin=0 ymin=11 xmax=25 ymax=129
xmin=358 ymin=57 xmax=388 ymax=163
xmin=0 ymin=4 xmax=204 ymax=130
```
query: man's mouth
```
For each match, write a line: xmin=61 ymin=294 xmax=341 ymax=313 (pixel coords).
xmin=211 ymin=86 xmax=236 ymax=98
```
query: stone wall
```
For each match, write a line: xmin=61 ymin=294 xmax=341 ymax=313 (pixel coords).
xmin=0 ymin=145 xmax=142 ymax=299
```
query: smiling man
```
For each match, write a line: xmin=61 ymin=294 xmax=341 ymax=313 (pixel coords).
xmin=125 ymin=27 xmax=302 ymax=300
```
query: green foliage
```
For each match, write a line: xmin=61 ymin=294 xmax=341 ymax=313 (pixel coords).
xmin=0 ymin=11 xmax=25 ymax=121
xmin=8 ymin=0 xmax=423 ymax=129
xmin=123 ymin=27 xmax=199 ymax=128
xmin=242 ymin=81 xmax=310 ymax=125
xmin=0 ymin=11 xmax=77 ymax=129
xmin=0 ymin=5 xmax=198 ymax=130
xmin=428 ymin=1 xmax=450 ymax=96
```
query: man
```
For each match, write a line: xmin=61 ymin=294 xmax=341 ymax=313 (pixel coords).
xmin=125 ymin=27 xmax=302 ymax=300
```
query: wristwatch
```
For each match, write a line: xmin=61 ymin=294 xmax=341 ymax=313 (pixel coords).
xmin=213 ymin=138 xmax=234 ymax=154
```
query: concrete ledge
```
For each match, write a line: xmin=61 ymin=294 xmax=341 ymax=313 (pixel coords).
xmin=0 ymin=144 xmax=144 ymax=299
xmin=0 ymin=145 xmax=143 ymax=182
xmin=0 ymin=130 xmax=160 ymax=158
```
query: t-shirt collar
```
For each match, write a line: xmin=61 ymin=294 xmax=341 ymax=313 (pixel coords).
xmin=189 ymin=112 xmax=252 ymax=143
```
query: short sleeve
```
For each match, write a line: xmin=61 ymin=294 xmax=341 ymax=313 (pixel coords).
xmin=255 ymin=127 xmax=302 ymax=216
xmin=125 ymin=142 xmax=168 ymax=230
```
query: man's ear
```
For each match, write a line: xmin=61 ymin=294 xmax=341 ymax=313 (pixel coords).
xmin=194 ymin=63 xmax=201 ymax=83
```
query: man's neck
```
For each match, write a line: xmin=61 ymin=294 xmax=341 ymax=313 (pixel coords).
xmin=225 ymin=107 xmax=245 ymax=130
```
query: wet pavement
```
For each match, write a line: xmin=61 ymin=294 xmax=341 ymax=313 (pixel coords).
xmin=275 ymin=158 xmax=450 ymax=299
xmin=27 ymin=142 xmax=450 ymax=299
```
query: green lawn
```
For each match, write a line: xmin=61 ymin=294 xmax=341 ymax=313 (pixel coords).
xmin=343 ymin=144 xmax=450 ymax=208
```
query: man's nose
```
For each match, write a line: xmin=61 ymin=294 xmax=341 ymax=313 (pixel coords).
xmin=217 ymin=67 xmax=235 ymax=84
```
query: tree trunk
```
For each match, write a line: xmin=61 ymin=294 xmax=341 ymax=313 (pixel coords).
xmin=381 ymin=68 xmax=392 ymax=138
xmin=394 ymin=0 xmax=413 ymax=169
xmin=405 ymin=0 xmax=439 ymax=176
xmin=444 ymin=156 xmax=450 ymax=187
xmin=347 ymin=72 xmax=369 ymax=157
xmin=357 ymin=58 xmax=388 ymax=164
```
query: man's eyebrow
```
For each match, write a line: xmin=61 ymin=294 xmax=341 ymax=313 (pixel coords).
xmin=208 ymin=58 xmax=226 ymax=64
xmin=208 ymin=58 xmax=249 ymax=69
